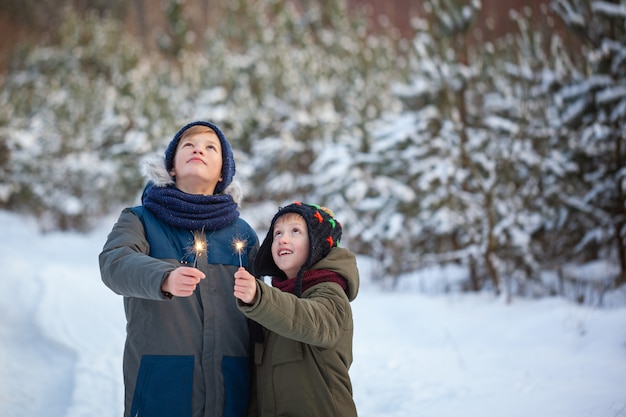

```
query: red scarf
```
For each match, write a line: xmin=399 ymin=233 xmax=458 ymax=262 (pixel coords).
xmin=272 ymin=269 xmax=348 ymax=295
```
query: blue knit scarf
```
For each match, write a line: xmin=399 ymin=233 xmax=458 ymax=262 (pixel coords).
xmin=142 ymin=183 xmax=239 ymax=231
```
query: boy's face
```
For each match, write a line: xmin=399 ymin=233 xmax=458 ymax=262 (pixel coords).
xmin=271 ymin=213 xmax=309 ymax=279
xmin=169 ymin=131 xmax=223 ymax=195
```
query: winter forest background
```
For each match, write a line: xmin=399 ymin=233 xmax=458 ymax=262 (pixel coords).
xmin=0 ymin=0 xmax=625 ymax=306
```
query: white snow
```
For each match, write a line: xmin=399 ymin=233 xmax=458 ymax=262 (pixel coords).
xmin=1 ymin=209 xmax=625 ymax=417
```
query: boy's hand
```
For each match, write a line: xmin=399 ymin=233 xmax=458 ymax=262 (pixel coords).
xmin=234 ymin=267 xmax=257 ymax=304
xmin=161 ymin=266 xmax=205 ymax=297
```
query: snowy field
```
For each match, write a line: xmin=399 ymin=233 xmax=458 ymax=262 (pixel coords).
xmin=1 ymin=209 xmax=625 ymax=417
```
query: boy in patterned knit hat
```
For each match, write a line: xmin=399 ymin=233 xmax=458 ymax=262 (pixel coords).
xmin=234 ymin=202 xmax=359 ymax=417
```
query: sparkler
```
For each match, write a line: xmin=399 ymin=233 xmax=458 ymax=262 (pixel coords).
xmin=232 ymin=237 xmax=247 ymax=268
xmin=192 ymin=229 xmax=207 ymax=268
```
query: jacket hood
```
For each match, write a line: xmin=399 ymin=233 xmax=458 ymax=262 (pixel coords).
xmin=309 ymin=247 xmax=359 ymax=301
xmin=140 ymin=153 xmax=243 ymax=205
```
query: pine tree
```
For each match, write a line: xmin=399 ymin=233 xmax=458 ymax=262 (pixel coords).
xmin=0 ymin=8 xmax=177 ymax=230
xmin=366 ymin=0 xmax=580 ymax=298
xmin=551 ymin=0 xmax=626 ymax=288
xmin=179 ymin=0 xmax=404 ymax=221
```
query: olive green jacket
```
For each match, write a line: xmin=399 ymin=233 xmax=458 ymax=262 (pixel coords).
xmin=238 ymin=247 xmax=359 ymax=417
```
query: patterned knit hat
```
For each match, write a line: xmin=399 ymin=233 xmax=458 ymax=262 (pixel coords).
xmin=164 ymin=120 xmax=236 ymax=194
xmin=255 ymin=202 xmax=342 ymax=296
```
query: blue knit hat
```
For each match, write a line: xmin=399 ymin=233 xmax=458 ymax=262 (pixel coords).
xmin=164 ymin=121 xmax=236 ymax=194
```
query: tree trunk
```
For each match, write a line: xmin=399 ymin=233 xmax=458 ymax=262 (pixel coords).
xmin=134 ymin=0 xmax=147 ymax=48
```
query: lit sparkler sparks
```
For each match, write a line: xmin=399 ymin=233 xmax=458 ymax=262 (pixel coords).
xmin=192 ymin=230 xmax=207 ymax=268
xmin=232 ymin=237 xmax=247 ymax=267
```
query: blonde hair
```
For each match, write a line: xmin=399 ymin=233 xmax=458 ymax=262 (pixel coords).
xmin=276 ymin=212 xmax=305 ymax=224
xmin=179 ymin=125 xmax=216 ymax=142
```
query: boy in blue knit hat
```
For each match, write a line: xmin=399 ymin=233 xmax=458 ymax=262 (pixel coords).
xmin=100 ymin=121 xmax=258 ymax=417
xmin=234 ymin=202 xmax=359 ymax=417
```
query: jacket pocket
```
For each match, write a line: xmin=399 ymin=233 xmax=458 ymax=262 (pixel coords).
xmin=130 ymin=355 xmax=194 ymax=417
xmin=271 ymin=338 xmax=303 ymax=365
xmin=222 ymin=356 xmax=250 ymax=417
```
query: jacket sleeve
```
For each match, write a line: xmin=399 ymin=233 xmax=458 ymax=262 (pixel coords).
xmin=238 ymin=281 xmax=352 ymax=349
xmin=99 ymin=209 xmax=176 ymax=300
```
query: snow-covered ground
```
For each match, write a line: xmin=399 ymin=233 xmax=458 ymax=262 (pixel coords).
xmin=1 ymin=209 xmax=625 ymax=417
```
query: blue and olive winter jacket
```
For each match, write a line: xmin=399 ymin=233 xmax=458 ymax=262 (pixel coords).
xmin=100 ymin=204 xmax=258 ymax=417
